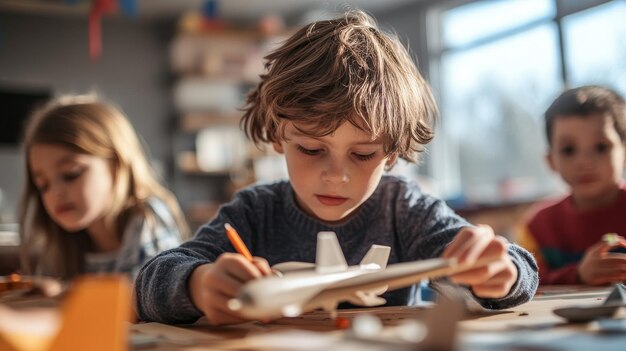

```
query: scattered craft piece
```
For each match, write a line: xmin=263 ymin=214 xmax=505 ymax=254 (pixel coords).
xmin=553 ymin=283 xmax=626 ymax=323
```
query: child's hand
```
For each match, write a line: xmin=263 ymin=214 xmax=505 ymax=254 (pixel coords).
xmin=188 ymin=253 xmax=272 ymax=325
xmin=577 ymin=237 xmax=626 ymax=285
xmin=442 ymin=225 xmax=518 ymax=299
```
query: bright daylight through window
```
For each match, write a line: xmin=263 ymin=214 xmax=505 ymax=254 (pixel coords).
xmin=427 ymin=0 xmax=626 ymax=208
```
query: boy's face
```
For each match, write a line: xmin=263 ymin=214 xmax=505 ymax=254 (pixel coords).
xmin=273 ymin=121 xmax=396 ymax=224
xmin=547 ymin=113 xmax=626 ymax=207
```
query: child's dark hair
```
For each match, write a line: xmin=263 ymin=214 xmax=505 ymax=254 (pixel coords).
xmin=241 ymin=10 xmax=437 ymax=163
xmin=545 ymin=85 xmax=626 ymax=146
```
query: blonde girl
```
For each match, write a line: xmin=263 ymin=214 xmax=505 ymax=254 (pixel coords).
xmin=19 ymin=95 xmax=189 ymax=279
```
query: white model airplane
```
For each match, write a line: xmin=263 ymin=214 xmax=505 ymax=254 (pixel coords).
xmin=228 ymin=231 xmax=486 ymax=320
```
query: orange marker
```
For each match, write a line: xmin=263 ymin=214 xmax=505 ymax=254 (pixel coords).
xmin=224 ymin=223 xmax=253 ymax=262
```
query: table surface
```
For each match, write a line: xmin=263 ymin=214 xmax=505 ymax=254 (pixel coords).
xmin=130 ymin=285 xmax=626 ymax=351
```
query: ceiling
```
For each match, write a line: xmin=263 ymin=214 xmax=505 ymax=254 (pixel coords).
xmin=0 ymin=0 xmax=419 ymax=22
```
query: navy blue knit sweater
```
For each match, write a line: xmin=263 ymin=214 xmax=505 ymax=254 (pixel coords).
xmin=135 ymin=175 xmax=538 ymax=324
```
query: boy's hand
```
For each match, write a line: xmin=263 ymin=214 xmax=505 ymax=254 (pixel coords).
xmin=188 ymin=253 xmax=271 ymax=325
xmin=577 ymin=237 xmax=626 ymax=285
xmin=442 ymin=225 xmax=518 ymax=299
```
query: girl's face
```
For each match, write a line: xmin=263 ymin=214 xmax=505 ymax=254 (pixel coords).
xmin=273 ymin=121 xmax=396 ymax=224
xmin=548 ymin=113 xmax=626 ymax=209
xmin=29 ymin=143 xmax=114 ymax=233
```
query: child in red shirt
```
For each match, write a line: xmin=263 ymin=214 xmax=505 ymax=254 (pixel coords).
xmin=518 ymin=85 xmax=626 ymax=285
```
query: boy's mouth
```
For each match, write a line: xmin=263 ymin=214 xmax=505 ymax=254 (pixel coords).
xmin=577 ymin=175 xmax=597 ymax=184
xmin=315 ymin=195 xmax=348 ymax=206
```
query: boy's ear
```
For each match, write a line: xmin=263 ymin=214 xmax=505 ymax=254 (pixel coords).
xmin=272 ymin=142 xmax=284 ymax=154
xmin=545 ymin=152 xmax=556 ymax=172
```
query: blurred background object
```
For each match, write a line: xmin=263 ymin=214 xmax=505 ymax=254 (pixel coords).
xmin=0 ymin=223 xmax=19 ymax=275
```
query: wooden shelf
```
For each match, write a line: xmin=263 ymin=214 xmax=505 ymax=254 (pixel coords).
xmin=170 ymin=31 xmax=265 ymax=81
xmin=170 ymin=26 xmax=291 ymax=212
xmin=176 ymin=151 xmax=232 ymax=176
xmin=179 ymin=112 xmax=242 ymax=132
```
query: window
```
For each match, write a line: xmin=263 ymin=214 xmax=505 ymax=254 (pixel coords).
xmin=427 ymin=0 xmax=626 ymax=206
xmin=563 ymin=1 xmax=626 ymax=92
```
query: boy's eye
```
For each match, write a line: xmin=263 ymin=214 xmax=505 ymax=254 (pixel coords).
xmin=297 ymin=145 xmax=322 ymax=156
xmin=353 ymin=152 xmax=376 ymax=161
xmin=595 ymin=142 xmax=610 ymax=153
xmin=560 ymin=145 xmax=576 ymax=157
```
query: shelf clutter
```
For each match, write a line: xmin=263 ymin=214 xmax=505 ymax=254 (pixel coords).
xmin=170 ymin=14 xmax=290 ymax=227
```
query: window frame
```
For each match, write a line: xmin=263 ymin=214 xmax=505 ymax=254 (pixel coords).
xmin=424 ymin=0 xmax=616 ymax=203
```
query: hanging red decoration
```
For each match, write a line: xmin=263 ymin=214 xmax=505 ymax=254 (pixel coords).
xmin=89 ymin=0 xmax=118 ymax=60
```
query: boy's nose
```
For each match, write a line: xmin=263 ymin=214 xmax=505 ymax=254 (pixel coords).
xmin=321 ymin=159 xmax=349 ymax=183
xmin=575 ymin=150 xmax=598 ymax=168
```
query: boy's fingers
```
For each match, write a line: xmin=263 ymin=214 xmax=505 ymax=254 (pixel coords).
xmin=213 ymin=272 xmax=243 ymax=297
xmin=444 ymin=226 xmax=494 ymax=264
xmin=483 ymin=263 xmax=516 ymax=284
xmin=587 ymin=241 xmax=612 ymax=256
xmin=203 ymin=291 xmax=247 ymax=325
xmin=442 ymin=228 xmax=474 ymax=258
xmin=479 ymin=236 xmax=509 ymax=260
xmin=597 ymin=256 xmax=626 ymax=269
xmin=442 ymin=228 xmax=473 ymax=258
xmin=465 ymin=263 xmax=516 ymax=299
xmin=457 ymin=233 xmax=494 ymax=264
xmin=450 ymin=260 xmax=509 ymax=285
xmin=221 ymin=254 xmax=264 ymax=281
xmin=471 ymin=282 xmax=511 ymax=299
xmin=252 ymin=257 xmax=273 ymax=276
xmin=602 ymin=253 xmax=626 ymax=261
xmin=595 ymin=264 xmax=626 ymax=276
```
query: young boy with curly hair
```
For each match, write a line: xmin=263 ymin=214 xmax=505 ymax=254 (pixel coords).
xmin=135 ymin=10 xmax=538 ymax=325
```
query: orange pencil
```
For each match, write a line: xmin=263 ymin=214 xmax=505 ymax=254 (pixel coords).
xmin=224 ymin=223 xmax=253 ymax=262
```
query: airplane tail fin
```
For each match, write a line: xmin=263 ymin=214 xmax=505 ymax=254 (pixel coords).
xmin=355 ymin=245 xmax=391 ymax=297
xmin=359 ymin=245 xmax=391 ymax=269
xmin=316 ymin=232 xmax=348 ymax=274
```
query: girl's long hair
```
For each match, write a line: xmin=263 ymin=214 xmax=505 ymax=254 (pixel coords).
xmin=19 ymin=95 xmax=189 ymax=279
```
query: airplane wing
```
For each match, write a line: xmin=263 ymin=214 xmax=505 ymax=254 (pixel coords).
xmin=273 ymin=236 xmax=390 ymax=274
xmin=359 ymin=245 xmax=391 ymax=269
xmin=303 ymin=256 xmax=498 ymax=314
xmin=316 ymin=231 xmax=348 ymax=274
xmin=272 ymin=261 xmax=316 ymax=275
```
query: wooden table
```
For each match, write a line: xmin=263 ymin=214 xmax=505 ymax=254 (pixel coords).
xmin=131 ymin=285 xmax=626 ymax=351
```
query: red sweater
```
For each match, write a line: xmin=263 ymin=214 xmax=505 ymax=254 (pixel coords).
xmin=518 ymin=188 xmax=626 ymax=284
